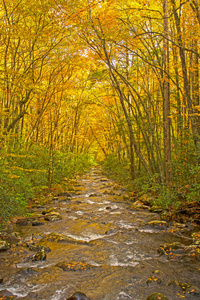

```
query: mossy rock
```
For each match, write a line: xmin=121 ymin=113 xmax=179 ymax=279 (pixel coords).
xmin=41 ymin=232 xmax=88 ymax=245
xmin=195 ymin=248 xmax=200 ymax=261
xmin=139 ymin=194 xmax=152 ymax=205
xmin=0 ymin=240 xmax=11 ymax=251
xmin=164 ymin=242 xmax=184 ymax=251
xmin=148 ymin=220 xmax=167 ymax=227
xmin=28 ymin=244 xmax=51 ymax=253
xmin=42 ymin=232 xmax=73 ymax=242
xmin=186 ymin=285 xmax=200 ymax=295
xmin=192 ymin=232 xmax=200 ymax=245
xmin=146 ymin=293 xmax=169 ymax=300
xmin=42 ymin=208 xmax=57 ymax=215
xmin=44 ymin=211 xmax=62 ymax=222
xmin=16 ymin=218 xmax=29 ymax=226
xmin=56 ymin=261 xmax=94 ymax=272
xmin=172 ymin=222 xmax=187 ymax=229
xmin=32 ymin=220 xmax=45 ymax=226
xmin=146 ymin=276 xmax=162 ymax=286
xmin=168 ymin=280 xmax=180 ymax=288
xmin=149 ymin=206 xmax=163 ymax=213
xmin=32 ymin=247 xmax=46 ymax=261
xmin=158 ymin=242 xmax=185 ymax=256
xmin=152 ymin=270 xmax=161 ymax=276
xmin=130 ymin=201 xmax=149 ymax=210
xmin=168 ymin=280 xmax=192 ymax=292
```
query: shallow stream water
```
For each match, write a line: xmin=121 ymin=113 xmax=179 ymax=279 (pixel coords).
xmin=0 ymin=168 xmax=200 ymax=299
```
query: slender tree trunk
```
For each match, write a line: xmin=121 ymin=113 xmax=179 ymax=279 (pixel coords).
xmin=163 ymin=0 xmax=172 ymax=185
xmin=171 ymin=0 xmax=200 ymax=160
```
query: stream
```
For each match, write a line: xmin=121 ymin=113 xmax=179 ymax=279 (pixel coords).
xmin=0 ymin=168 xmax=200 ymax=300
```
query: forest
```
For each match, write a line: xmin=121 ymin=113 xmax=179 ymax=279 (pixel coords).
xmin=0 ymin=0 xmax=199 ymax=224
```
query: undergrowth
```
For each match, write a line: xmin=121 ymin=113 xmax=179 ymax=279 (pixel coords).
xmin=102 ymin=154 xmax=200 ymax=211
xmin=0 ymin=145 xmax=94 ymax=226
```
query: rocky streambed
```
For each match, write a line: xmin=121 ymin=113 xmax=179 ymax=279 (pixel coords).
xmin=0 ymin=168 xmax=200 ymax=300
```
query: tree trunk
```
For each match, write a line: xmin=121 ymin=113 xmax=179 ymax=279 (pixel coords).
xmin=163 ymin=0 xmax=172 ymax=185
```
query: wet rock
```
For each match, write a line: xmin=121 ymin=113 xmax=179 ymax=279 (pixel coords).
xmin=172 ymin=222 xmax=188 ymax=231
xmin=146 ymin=276 xmax=162 ymax=286
xmin=106 ymin=206 xmax=111 ymax=210
xmin=32 ymin=220 xmax=44 ymax=226
xmin=67 ymin=291 xmax=90 ymax=300
xmin=105 ymin=229 xmax=114 ymax=235
xmin=89 ymin=193 xmax=98 ymax=197
xmin=42 ymin=207 xmax=58 ymax=215
xmin=44 ymin=211 xmax=62 ymax=222
xmin=75 ymin=200 xmax=82 ymax=204
xmin=57 ymin=192 xmax=72 ymax=197
xmin=123 ymin=194 xmax=129 ymax=201
xmin=2 ymin=232 xmax=21 ymax=244
xmin=32 ymin=247 xmax=46 ymax=261
xmin=152 ymin=270 xmax=160 ymax=275
xmin=179 ymin=282 xmax=191 ymax=292
xmin=129 ymin=201 xmax=149 ymax=210
xmin=27 ymin=244 xmax=51 ymax=253
xmin=56 ymin=261 xmax=93 ymax=271
xmin=0 ymin=240 xmax=11 ymax=251
xmin=149 ymin=206 xmax=163 ymax=213
xmin=146 ymin=293 xmax=169 ymax=300
xmin=147 ymin=220 xmax=167 ymax=228
xmin=195 ymin=248 xmax=200 ymax=260
xmin=158 ymin=242 xmax=185 ymax=257
xmin=139 ymin=194 xmax=152 ymax=205
xmin=168 ymin=279 xmax=200 ymax=297
xmin=17 ymin=267 xmax=38 ymax=276
xmin=192 ymin=232 xmax=200 ymax=245
xmin=41 ymin=232 xmax=88 ymax=245
xmin=0 ymin=277 xmax=3 ymax=283
xmin=168 ymin=280 xmax=179 ymax=288
xmin=16 ymin=218 xmax=29 ymax=226
xmin=186 ymin=285 xmax=200 ymax=296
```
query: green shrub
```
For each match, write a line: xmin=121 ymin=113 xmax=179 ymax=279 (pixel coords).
xmin=102 ymin=154 xmax=131 ymax=183
xmin=0 ymin=146 xmax=94 ymax=225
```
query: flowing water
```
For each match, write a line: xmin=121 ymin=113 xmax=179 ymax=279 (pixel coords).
xmin=0 ymin=168 xmax=200 ymax=299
